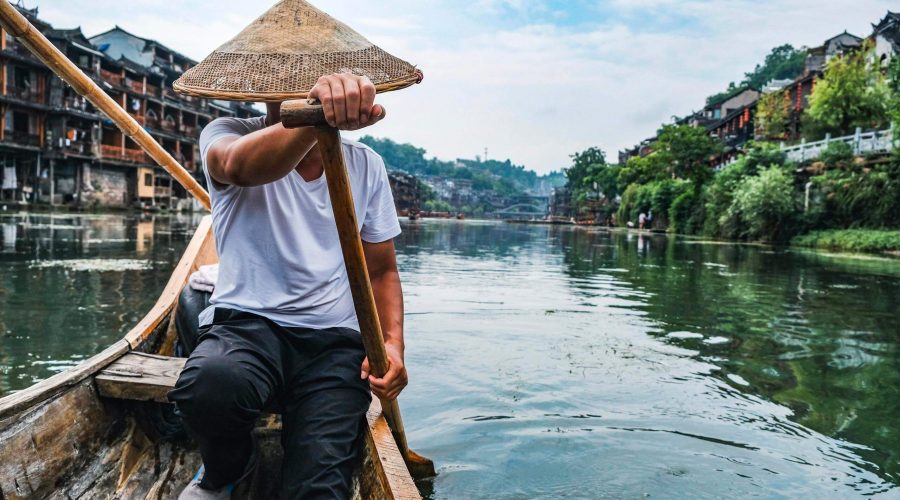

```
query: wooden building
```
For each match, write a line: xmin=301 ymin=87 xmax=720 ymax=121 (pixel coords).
xmin=872 ymin=12 xmax=900 ymax=67
xmin=0 ymin=5 xmax=261 ymax=209
xmin=387 ymin=171 xmax=421 ymax=215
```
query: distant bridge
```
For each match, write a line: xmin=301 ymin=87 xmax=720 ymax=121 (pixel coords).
xmin=496 ymin=203 xmax=548 ymax=220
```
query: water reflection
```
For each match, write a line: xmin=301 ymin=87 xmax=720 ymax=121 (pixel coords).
xmin=0 ymin=212 xmax=203 ymax=393
xmin=395 ymin=220 xmax=897 ymax=497
xmin=555 ymin=227 xmax=899 ymax=489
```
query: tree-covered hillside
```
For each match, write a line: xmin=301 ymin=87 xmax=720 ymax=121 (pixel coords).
xmin=706 ymin=44 xmax=807 ymax=104
xmin=358 ymin=136 xmax=565 ymax=195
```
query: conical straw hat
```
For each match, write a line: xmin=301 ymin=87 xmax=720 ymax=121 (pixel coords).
xmin=174 ymin=0 xmax=422 ymax=101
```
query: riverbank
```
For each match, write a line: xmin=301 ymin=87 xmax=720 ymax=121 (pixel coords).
xmin=792 ymin=229 xmax=900 ymax=256
xmin=571 ymin=224 xmax=900 ymax=257
xmin=0 ymin=201 xmax=201 ymax=215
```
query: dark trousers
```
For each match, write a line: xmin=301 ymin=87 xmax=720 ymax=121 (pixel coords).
xmin=168 ymin=308 xmax=371 ymax=499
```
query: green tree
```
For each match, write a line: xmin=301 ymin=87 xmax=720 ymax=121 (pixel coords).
xmin=742 ymin=44 xmax=807 ymax=89
xmin=727 ymin=165 xmax=797 ymax=241
xmin=564 ymin=147 xmax=608 ymax=201
xmin=565 ymin=147 xmax=606 ymax=187
xmin=805 ymin=47 xmax=888 ymax=137
xmin=587 ymin=162 xmax=622 ymax=201
xmin=704 ymin=45 xmax=805 ymax=106
xmin=654 ymin=124 xmax=722 ymax=188
xmin=616 ymin=154 xmax=667 ymax=189
xmin=886 ymin=57 xmax=900 ymax=127
xmin=755 ymin=89 xmax=789 ymax=139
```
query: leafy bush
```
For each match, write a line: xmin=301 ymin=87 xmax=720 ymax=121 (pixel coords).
xmin=651 ymin=179 xmax=690 ymax=219
xmin=668 ymin=189 xmax=702 ymax=234
xmin=616 ymin=183 xmax=653 ymax=225
xmin=617 ymin=180 xmax=690 ymax=227
xmin=701 ymin=161 xmax=751 ymax=237
xmin=740 ymin=142 xmax=787 ymax=173
xmin=792 ymin=229 xmax=900 ymax=253
xmin=725 ymin=166 xmax=798 ymax=241
xmin=819 ymin=141 xmax=854 ymax=167
xmin=423 ymin=199 xmax=453 ymax=212
xmin=809 ymin=162 xmax=900 ymax=228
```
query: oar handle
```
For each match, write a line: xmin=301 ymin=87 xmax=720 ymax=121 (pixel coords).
xmin=281 ymin=99 xmax=330 ymax=128
xmin=281 ymin=98 xmax=387 ymax=129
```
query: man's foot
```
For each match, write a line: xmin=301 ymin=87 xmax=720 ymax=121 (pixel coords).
xmin=178 ymin=466 xmax=235 ymax=500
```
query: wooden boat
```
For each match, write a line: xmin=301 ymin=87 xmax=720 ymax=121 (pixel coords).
xmin=0 ymin=216 xmax=420 ymax=499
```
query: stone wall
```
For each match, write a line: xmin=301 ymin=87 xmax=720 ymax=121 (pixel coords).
xmin=80 ymin=164 xmax=130 ymax=208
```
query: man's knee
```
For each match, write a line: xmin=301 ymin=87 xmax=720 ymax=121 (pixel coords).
xmin=169 ymin=354 xmax=266 ymax=432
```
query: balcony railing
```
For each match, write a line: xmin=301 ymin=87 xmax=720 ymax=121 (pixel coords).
xmin=3 ymin=131 xmax=41 ymax=146
xmin=5 ymin=85 xmax=42 ymax=102
xmin=62 ymin=96 xmax=90 ymax=111
xmin=99 ymin=69 xmax=123 ymax=86
xmin=100 ymin=144 xmax=148 ymax=163
xmin=780 ymin=126 xmax=894 ymax=162
xmin=62 ymin=141 xmax=90 ymax=155
xmin=180 ymin=124 xmax=198 ymax=136
xmin=127 ymin=79 xmax=144 ymax=94
xmin=124 ymin=148 xmax=147 ymax=163
xmin=145 ymin=84 xmax=160 ymax=97
xmin=160 ymin=120 xmax=177 ymax=132
xmin=154 ymin=186 xmax=172 ymax=198
xmin=2 ymin=42 xmax=39 ymax=61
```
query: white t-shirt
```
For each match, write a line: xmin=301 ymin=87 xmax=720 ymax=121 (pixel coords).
xmin=197 ymin=116 xmax=401 ymax=330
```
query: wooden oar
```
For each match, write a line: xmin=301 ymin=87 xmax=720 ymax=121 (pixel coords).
xmin=0 ymin=1 xmax=211 ymax=210
xmin=281 ymin=99 xmax=436 ymax=479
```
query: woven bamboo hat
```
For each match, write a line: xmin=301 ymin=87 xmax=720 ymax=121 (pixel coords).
xmin=173 ymin=0 xmax=422 ymax=101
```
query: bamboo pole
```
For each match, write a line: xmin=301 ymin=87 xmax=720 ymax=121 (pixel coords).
xmin=281 ymin=99 xmax=435 ymax=479
xmin=0 ymin=1 xmax=210 ymax=210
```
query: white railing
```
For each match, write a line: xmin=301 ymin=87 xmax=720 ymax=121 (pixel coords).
xmin=780 ymin=126 xmax=894 ymax=162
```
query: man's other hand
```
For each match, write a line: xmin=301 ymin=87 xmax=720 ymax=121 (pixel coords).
xmin=309 ymin=74 xmax=386 ymax=130
xmin=361 ymin=342 xmax=407 ymax=400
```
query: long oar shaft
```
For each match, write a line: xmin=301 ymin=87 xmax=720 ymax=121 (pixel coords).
xmin=0 ymin=1 xmax=210 ymax=210
xmin=316 ymin=126 xmax=412 ymax=448
xmin=282 ymin=99 xmax=435 ymax=478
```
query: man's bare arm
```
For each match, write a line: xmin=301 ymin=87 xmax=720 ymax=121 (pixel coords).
xmin=206 ymin=125 xmax=317 ymax=187
xmin=361 ymin=239 xmax=407 ymax=400
xmin=205 ymin=74 xmax=385 ymax=187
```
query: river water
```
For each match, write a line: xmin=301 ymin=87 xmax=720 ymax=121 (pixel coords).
xmin=0 ymin=213 xmax=897 ymax=498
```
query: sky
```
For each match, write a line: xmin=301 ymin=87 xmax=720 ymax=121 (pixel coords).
xmin=30 ymin=0 xmax=898 ymax=174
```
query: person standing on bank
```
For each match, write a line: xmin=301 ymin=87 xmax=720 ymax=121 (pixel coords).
xmin=167 ymin=1 xmax=424 ymax=498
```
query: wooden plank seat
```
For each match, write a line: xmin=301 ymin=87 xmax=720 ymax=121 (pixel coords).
xmin=96 ymin=352 xmax=186 ymax=403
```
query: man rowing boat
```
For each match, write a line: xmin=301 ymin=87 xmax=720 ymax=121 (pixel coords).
xmin=167 ymin=1 xmax=423 ymax=498
xmin=169 ymin=73 xmax=403 ymax=500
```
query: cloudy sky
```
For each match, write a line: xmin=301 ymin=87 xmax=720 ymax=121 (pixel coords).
xmin=32 ymin=0 xmax=897 ymax=174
